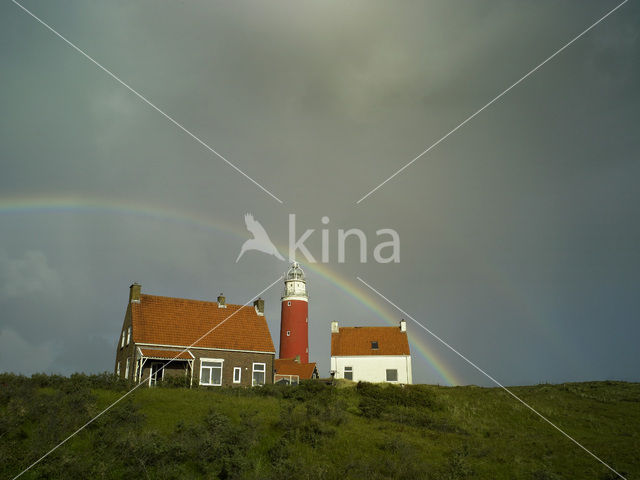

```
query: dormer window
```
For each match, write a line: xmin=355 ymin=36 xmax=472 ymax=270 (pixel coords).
xmin=371 ymin=341 xmax=379 ymax=350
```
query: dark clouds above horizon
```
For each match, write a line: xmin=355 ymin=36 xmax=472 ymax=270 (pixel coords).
xmin=1 ymin=0 xmax=638 ymax=385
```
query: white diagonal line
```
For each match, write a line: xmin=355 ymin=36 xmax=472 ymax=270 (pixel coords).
xmin=11 ymin=0 xmax=283 ymax=205
xmin=356 ymin=276 xmax=627 ymax=480
xmin=356 ymin=0 xmax=628 ymax=204
xmin=11 ymin=275 xmax=283 ymax=480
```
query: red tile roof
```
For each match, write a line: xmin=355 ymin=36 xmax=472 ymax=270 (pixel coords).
xmin=331 ymin=326 xmax=410 ymax=356
xmin=139 ymin=348 xmax=193 ymax=360
xmin=132 ymin=294 xmax=275 ymax=353
xmin=274 ymin=358 xmax=317 ymax=379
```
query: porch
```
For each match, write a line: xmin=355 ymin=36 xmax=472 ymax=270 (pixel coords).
xmin=135 ymin=347 xmax=195 ymax=387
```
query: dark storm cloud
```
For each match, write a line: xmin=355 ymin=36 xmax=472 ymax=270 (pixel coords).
xmin=0 ymin=1 xmax=638 ymax=384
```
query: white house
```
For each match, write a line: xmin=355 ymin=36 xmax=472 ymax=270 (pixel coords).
xmin=330 ymin=320 xmax=412 ymax=384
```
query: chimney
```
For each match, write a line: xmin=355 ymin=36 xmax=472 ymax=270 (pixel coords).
xmin=129 ymin=283 xmax=141 ymax=304
xmin=331 ymin=321 xmax=339 ymax=333
xmin=254 ymin=297 xmax=265 ymax=316
xmin=400 ymin=319 xmax=406 ymax=332
xmin=295 ymin=355 xmax=300 ymax=364
xmin=217 ymin=293 xmax=226 ymax=308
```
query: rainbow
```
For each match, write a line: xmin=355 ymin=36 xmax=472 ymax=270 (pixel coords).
xmin=295 ymin=261 xmax=462 ymax=386
xmin=0 ymin=193 xmax=462 ymax=385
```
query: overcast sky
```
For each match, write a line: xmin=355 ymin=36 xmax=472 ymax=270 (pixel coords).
xmin=1 ymin=0 xmax=638 ymax=386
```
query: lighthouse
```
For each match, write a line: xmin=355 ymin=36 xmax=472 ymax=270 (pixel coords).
xmin=279 ymin=262 xmax=309 ymax=363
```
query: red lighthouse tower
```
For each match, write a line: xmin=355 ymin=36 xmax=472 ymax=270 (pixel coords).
xmin=279 ymin=262 xmax=309 ymax=363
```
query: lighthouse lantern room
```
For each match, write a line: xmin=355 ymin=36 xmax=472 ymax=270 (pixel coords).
xmin=279 ymin=262 xmax=309 ymax=363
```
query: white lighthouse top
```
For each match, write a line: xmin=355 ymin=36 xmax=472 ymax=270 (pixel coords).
xmin=283 ymin=262 xmax=308 ymax=300
xmin=286 ymin=262 xmax=306 ymax=282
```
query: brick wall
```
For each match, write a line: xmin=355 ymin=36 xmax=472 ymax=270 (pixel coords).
xmin=191 ymin=348 xmax=274 ymax=387
xmin=114 ymin=305 xmax=136 ymax=380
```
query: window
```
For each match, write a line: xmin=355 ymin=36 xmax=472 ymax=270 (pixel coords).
xmin=344 ymin=366 xmax=353 ymax=380
xmin=386 ymin=369 xmax=398 ymax=382
xmin=286 ymin=330 xmax=291 ymax=336
xmin=233 ymin=367 xmax=242 ymax=384
xmin=125 ymin=358 xmax=130 ymax=379
xmin=200 ymin=359 xmax=223 ymax=386
xmin=116 ymin=362 xmax=120 ymax=376
xmin=126 ymin=327 xmax=131 ymax=345
xmin=121 ymin=331 xmax=125 ymax=348
xmin=252 ymin=363 xmax=266 ymax=386
xmin=287 ymin=301 xmax=291 ymax=306
xmin=371 ymin=341 xmax=379 ymax=350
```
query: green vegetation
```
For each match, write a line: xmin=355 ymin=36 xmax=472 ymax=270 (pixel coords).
xmin=1 ymin=373 xmax=638 ymax=479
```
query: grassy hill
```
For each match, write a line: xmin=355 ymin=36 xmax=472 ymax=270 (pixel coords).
xmin=1 ymin=374 xmax=638 ymax=479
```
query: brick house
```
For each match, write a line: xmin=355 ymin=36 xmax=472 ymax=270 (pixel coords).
xmin=115 ymin=283 xmax=275 ymax=387
xmin=330 ymin=320 xmax=412 ymax=384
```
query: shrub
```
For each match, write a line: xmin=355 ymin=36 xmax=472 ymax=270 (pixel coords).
xmin=159 ymin=374 xmax=190 ymax=388
xmin=437 ymin=445 xmax=474 ymax=480
xmin=356 ymin=382 xmax=440 ymax=410
xmin=359 ymin=395 xmax=386 ymax=419
xmin=277 ymin=397 xmax=345 ymax=447
xmin=375 ymin=437 xmax=433 ymax=480
xmin=164 ymin=408 xmax=257 ymax=478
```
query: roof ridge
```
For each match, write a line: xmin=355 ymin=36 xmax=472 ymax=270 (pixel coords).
xmin=336 ymin=326 xmax=405 ymax=330
xmin=140 ymin=293 xmax=249 ymax=309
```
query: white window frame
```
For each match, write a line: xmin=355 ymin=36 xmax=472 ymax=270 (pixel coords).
xmin=287 ymin=301 xmax=291 ymax=306
xmin=126 ymin=327 xmax=131 ymax=345
xmin=121 ymin=331 xmax=125 ymax=348
xmin=199 ymin=358 xmax=224 ymax=386
xmin=125 ymin=358 xmax=130 ymax=379
xmin=233 ymin=367 xmax=242 ymax=384
xmin=116 ymin=362 xmax=120 ymax=376
xmin=386 ymin=369 xmax=398 ymax=382
xmin=344 ymin=366 xmax=353 ymax=380
xmin=286 ymin=330 xmax=291 ymax=336
xmin=252 ymin=362 xmax=266 ymax=386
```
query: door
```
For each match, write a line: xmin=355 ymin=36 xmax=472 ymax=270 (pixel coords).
xmin=149 ymin=362 xmax=163 ymax=386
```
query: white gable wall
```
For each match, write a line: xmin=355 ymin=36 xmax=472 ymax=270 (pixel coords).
xmin=331 ymin=355 xmax=412 ymax=384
